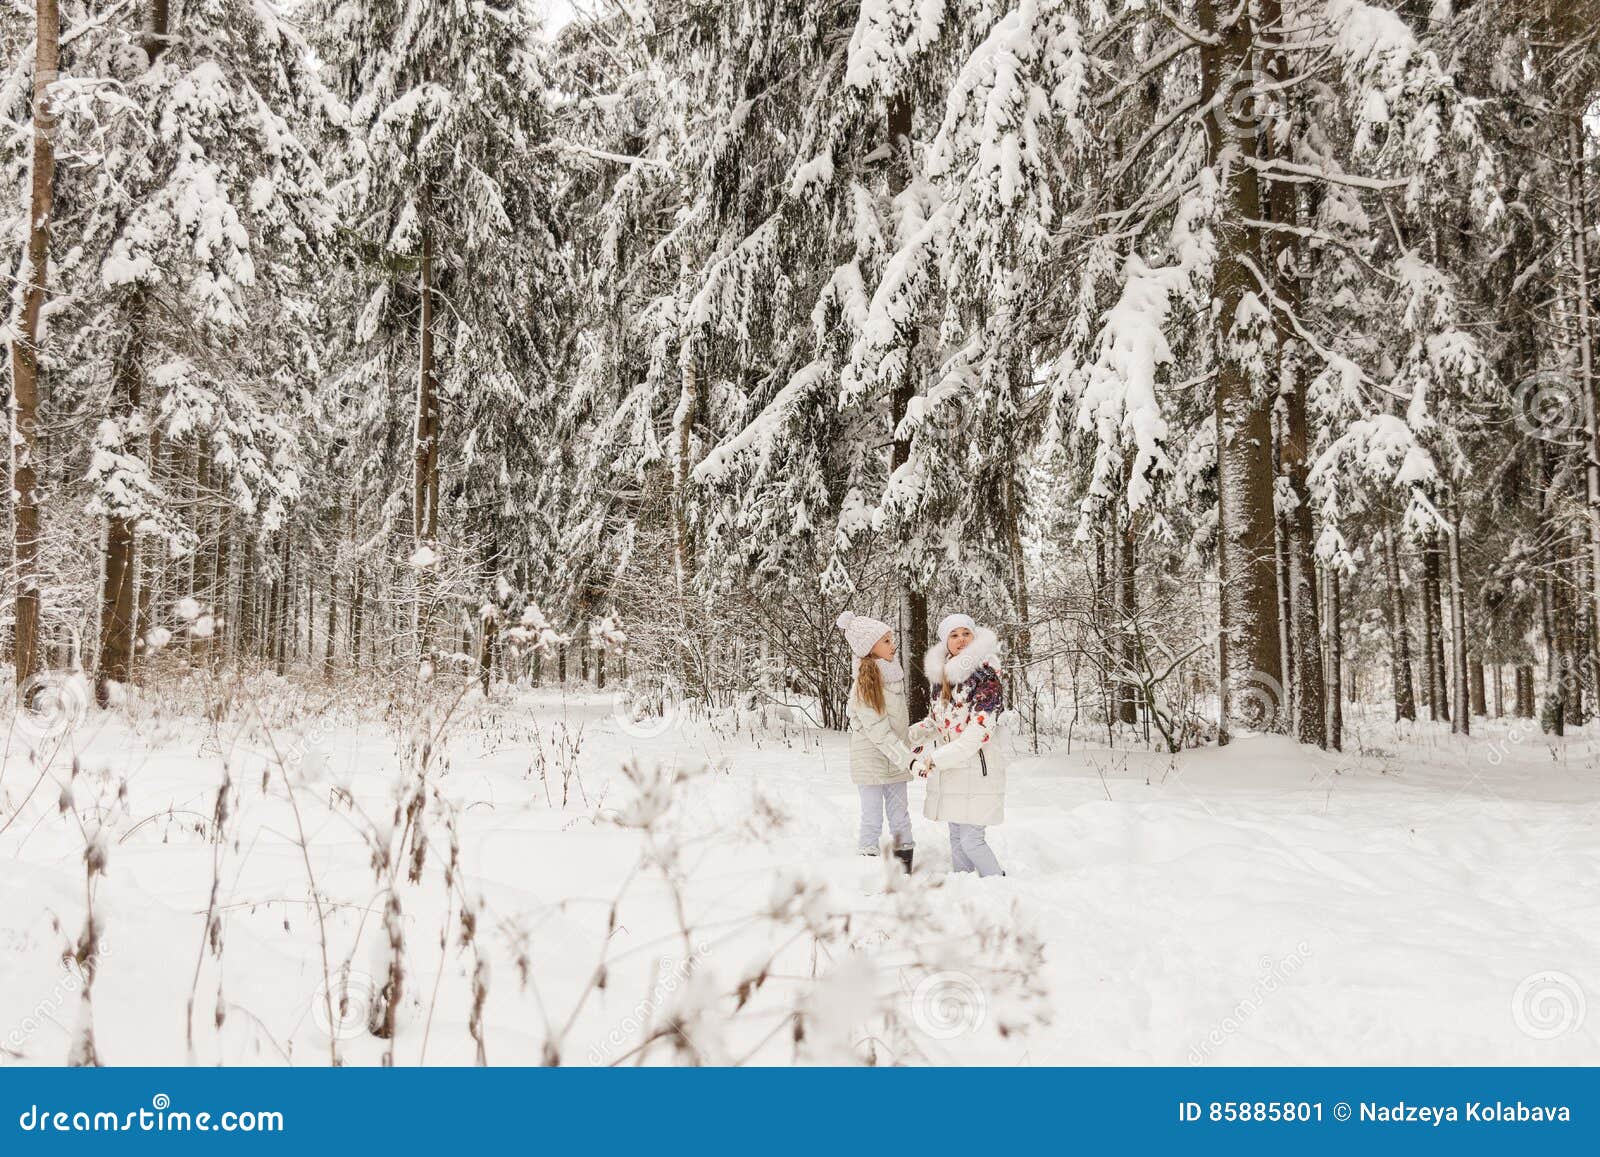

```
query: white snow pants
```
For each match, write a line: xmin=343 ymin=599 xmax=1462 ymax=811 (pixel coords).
xmin=858 ymin=782 xmax=913 ymax=852
xmin=948 ymin=822 xmax=1003 ymax=877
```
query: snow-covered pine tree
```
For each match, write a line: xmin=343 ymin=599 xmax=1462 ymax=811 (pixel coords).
xmin=314 ymin=0 xmax=565 ymax=664
xmin=40 ymin=0 xmax=333 ymax=703
xmin=4 ymin=0 xmax=59 ymax=694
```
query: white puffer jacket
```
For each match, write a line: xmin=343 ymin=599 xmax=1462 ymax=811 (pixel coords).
xmin=846 ymin=666 xmax=937 ymax=786
xmin=920 ymin=628 xmax=1007 ymax=826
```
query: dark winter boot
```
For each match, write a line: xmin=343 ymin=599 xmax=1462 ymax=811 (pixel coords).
xmin=893 ymin=847 xmax=914 ymax=874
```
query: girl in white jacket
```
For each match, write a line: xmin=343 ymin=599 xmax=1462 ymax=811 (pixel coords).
xmin=917 ymin=613 xmax=1007 ymax=877
xmin=838 ymin=611 xmax=934 ymax=872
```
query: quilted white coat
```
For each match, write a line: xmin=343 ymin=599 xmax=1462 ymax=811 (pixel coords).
xmin=846 ymin=667 xmax=937 ymax=786
xmin=920 ymin=628 xmax=1008 ymax=826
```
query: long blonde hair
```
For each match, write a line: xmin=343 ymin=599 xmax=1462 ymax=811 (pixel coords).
xmin=855 ymin=655 xmax=885 ymax=713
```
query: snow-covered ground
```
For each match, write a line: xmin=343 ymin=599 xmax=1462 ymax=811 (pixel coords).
xmin=2 ymin=678 xmax=1596 ymax=1066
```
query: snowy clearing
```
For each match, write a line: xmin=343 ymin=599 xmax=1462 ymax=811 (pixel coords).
xmin=2 ymin=683 xmax=1595 ymax=1067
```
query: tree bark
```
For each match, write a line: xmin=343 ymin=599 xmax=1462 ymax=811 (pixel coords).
xmin=274 ymin=531 xmax=290 ymax=675
xmin=95 ymin=0 xmax=173 ymax=705
xmin=1514 ymin=664 xmax=1535 ymax=718
xmin=1421 ymin=533 xmax=1447 ymax=721
xmin=1115 ymin=504 xmax=1138 ymax=725
xmin=1380 ymin=518 xmax=1417 ymax=720
xmin=95 ymin=302 xmax=144 ymax=707
xmin=673 ymin=340 xmax=697 ymax=597
xmin=238 ymin=536 xmax=257 ymax=661
xmin=1535 ymin=440 xmax=1571 ymax=731
xmin=324 ymin=571 xmax=337 ymax=677
xmin=211 ymin=504 xmax=229 ymax=671
xmin=413 ymin=207 xmax=439 ymax=660
xmin=1273 ymin=491 xmax=1293 ymax=714
xmin=886 ymin=88 xmax=931 ymax=723
xmin=1260 ymin=0 xmax=1324 ymax=748
xmin=1566 ymin=116 xmax=1600 ymax=693
xmin=1445 ymin=502 xmax=1470 ymax=735
xmin=1324 ymin=564 xmax=1342 ymax=751
xmin=1201 ymin=0 xmax=1284 ymax=741
xmin=7 ymin=0 xmax=58 ymax=695
xmin=479 ymin=607 xmax=496 ymax=696
xmin=1002 ymin=458 xmax=1032 ymax=701
xmin=350 ymin=561 xmax=364 ymax=673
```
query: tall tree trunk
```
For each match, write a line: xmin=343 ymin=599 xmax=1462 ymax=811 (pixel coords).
xmin=1273 ymin=490 xmax=1293 ymax=715
xmin=1324 ymin=564 xmax=1342 ymax=751
xmin=1002 ymin=451 xmax=1032 ymax=700
xmin=1381 ymin=518 xmax=1417 ymax=720
xmin=238 ymin=536 xmax=256 ymax=661
xmin=413 ymin=211 xmax=439 ymax=661
xmin=1421 ymin=533 xmax=1447 ymax=721
xmin=92 ymin=0 xmax=172 ymax=710
xmin=1566 ymin=116 xmax=1600 ymax=691
xmin=1514 ymin=664 xmax=1535 ymax=718
xmin=1445 ymin=501 xmax=1470 ymax=735
xmin=274 ymin=532 xmax=290 ymax=676
xmin=1114 ymin=505 xmax=1138 ymax=725
xmin=324 ymin=571 xmax=337 ymax=677
xmin=211 ymin=505 xmax=229 ymax=671
xmin=188 ymin=446 xmax=208 ymax=661
xmin=1535 ymin=442 xmax=1568 ymax=731
xmin=886 ymin=89 xmax=931 ymax=722
xmin=95 ymin=0 xmax=172 ymax=706
xmin=1261 ymin=0 xmax=1325 ymax=748
xmin=1433 ymin=563 xmax=1450 ymax=720
xmin=479 ymin=606 xmax=496 ymax=696
xmin=7 ymin=0 xmax=58 ymax=695
xmin=673 ymin=341 xmax=697 ymax=597
xmin=95 ymin=302 xmax=145 ymax=707
xmin=350 ymin=562 xmax=364 ymax=673
xmin=1201 ymin=0 xmax=1284 ymax=741
xmin=136 ymin=426 xmax=164 ymax=676
xmin=1093 ymin=529 xmax=1111 ymax=734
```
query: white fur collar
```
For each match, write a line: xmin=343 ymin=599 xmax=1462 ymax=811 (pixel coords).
xmin=923 ymin=627 xmax=1000 ymax=685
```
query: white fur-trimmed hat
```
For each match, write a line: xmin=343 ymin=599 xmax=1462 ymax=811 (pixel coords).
xmin=936 ymin=613 xmax=976 ymax=644
xmin=836 ymin=611 xmax=891 ymax=659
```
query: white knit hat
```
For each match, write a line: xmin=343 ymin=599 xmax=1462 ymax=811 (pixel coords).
xmin=836 ymin=611 xmax=891 ymax=659
xmin=936 ymin=613 xmax=976 ymax=644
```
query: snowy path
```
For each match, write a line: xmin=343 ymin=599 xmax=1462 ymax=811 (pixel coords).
xmin=1 ymin=684 xmax=1596 ymax=1066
